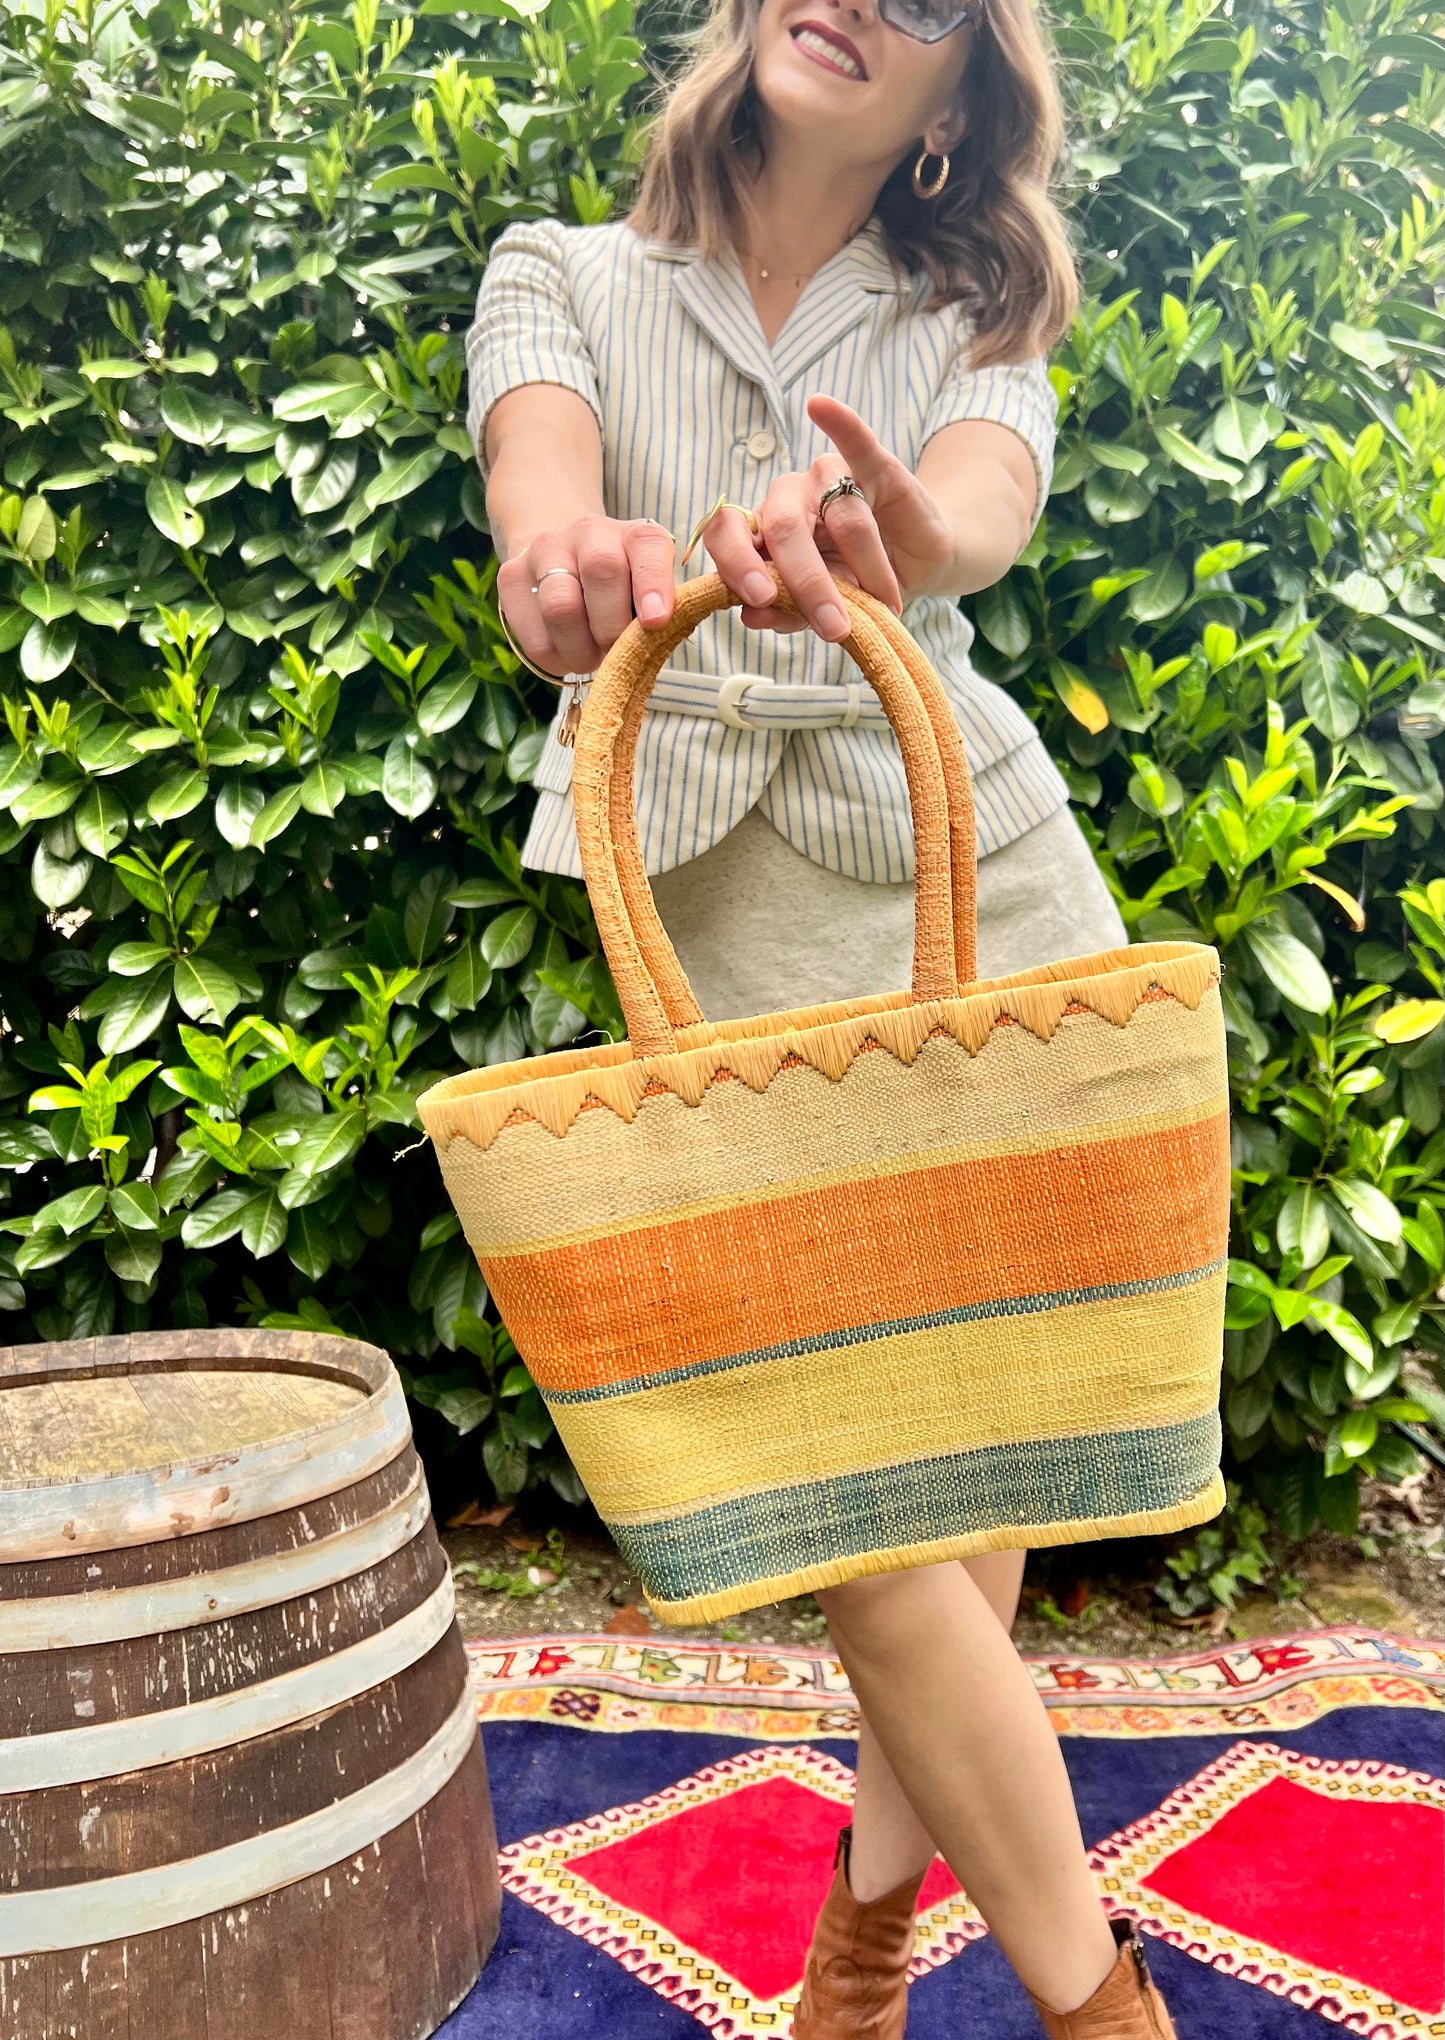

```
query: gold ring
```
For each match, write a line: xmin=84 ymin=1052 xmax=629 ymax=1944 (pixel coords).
xmin=681 ymin=494 xmax=760 ymax=568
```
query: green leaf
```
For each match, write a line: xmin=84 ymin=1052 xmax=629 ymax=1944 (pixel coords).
xmin=181 ymin=1186 xmax=255 ymax=1249
xmin=973 ymin=579 xmax=1031 ymax=659
xmin=39 ymin=1183 xmax=107 ymax=1234
xmin=445 ymin=941 xmax=492 ymax=1010
xmin=288 ymin=1109 xmax=367 ymax=1177
xmin=20 ymin=582 xmax=77 ymax=622
xmin=31 ymin=839 xmax=92 ymax=909
xmin=106 ymin=1230 xmax=163 ymax=1286
xmin=109 ymin=941 xmax=172 ymax=976
xmin=273 ymin=380 xmax=387 ymax=431
xmin=250 ymin=783 xmax=305 ymax=848
xmin=20 ymin=616 xmax=77 ymax=682
xmin=109 ymin=1181 xmax=161 ymax=1230
xmin=174 ymin=956 xmax=243 ymax=1025
xmin=74 ymin=784 xmax=128 ymax=856
xmin=287 ymin=1206 xmax=333 ymax=1281
xmin=1126 ymin=753 xmax=1184 ymax=817
xmin=370 ymin=163 xmax=461 ymax=196
xmin=293 ymin=444 xmax=359 ymax=515
xmin=1329 ymin=1178 xmax=1403 ymax=1245
xmin=160 ymin=383 xmax=227 ymax=447
xmin=1328 ymin=321 xmax=1396 ymax=371
xmin=97 ymin=968 xmax=172 ymax=1056
xmin=1242 ymin=924 xmax=1333 ymax=1014
xmin=1084 ymin=468 xmax=1152 ymax=523
xmin=1277 ymin=1186 xmax=1330 ymax=1268
xmin=299 ymin=763 xmax=349 ymax=817
xmin=381 ymin=735 xmax=438 ymax=820
xmin=1154 ymin=422 xmax=1241 ymax=483
xmin=416 ymin=671 xmax=480 ymax=736
xmin=404 ymin=867 xmax=456 ymax=962
xmin=1211 ymin=398 xmax=1269 ymax=465
xmin=1333 ymin=1408 xmax=1379 ymax=1459
xmin=1299 ymin=637 xmax=1361 ymax=740
xmin=215 ymin=780 xmax=265 ymax=849
xmin=448 ymin=878 xmax=522 ymax=910
xmin=145 ymin=476 xmax=205 ymax=548
xmin=1308 ymin=1299 xmax=1374 ymax=1370
xmin=1126 ymin=558 xmax=1191 ymax=620
xmin=363 ymin=444 xmax=447 ymax=510
xmin=16 ymin=496 xmax=57 ymax=562
xmin=482 ymin=905 xmax=537 ymax=970
xmin=1373 ymin=1301 xmax=1421 ymax=1347
xmin=147 ymin=768 xmax=209 ymax=823
xmin=240 ymin=1187 xmax=286 ymax=1258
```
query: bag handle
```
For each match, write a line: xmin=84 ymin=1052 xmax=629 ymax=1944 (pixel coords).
xmin=572 ymin=569 xmax=978 ymax=1057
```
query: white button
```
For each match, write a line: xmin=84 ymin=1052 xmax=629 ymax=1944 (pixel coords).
xmin=744 ymin=429 xmax=776 ymax=459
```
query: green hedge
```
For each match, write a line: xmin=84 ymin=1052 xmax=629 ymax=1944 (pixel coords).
xmin=0 ymin=0 xmax=1440 ymax=1538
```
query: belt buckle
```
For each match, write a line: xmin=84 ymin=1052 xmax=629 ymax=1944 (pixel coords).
xmin=715 ymin=673 xmax=775 ymax=730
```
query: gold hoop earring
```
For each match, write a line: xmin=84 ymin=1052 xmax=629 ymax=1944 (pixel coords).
xmin=912 ymin=150 xmax=950 ymax=201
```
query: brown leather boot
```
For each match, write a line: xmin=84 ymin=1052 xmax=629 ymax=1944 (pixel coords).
xmin=791 ymin=1825 xmax=926 ymax=2040
xmin=1026 ymin=1916 xmax=1178 ymax=2040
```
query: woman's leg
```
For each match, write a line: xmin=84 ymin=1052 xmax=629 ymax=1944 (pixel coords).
xmin=845 ymin=1552 xmax=1025 ymax=1903
xmin=816 ymin=1561 xmax=1118 ymax=2016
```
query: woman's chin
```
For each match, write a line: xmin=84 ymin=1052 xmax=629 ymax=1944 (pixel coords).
xmin=752 ymin=62 xmax=879 ymax=143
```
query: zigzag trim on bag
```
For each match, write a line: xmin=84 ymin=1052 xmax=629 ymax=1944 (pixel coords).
xmin=423 ymin=948 xmax=1221 ymax=1154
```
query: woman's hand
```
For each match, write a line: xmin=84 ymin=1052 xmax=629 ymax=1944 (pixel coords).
xmin=497 ymin=514 xmax=677 ymax=675
xmin=700 ymin=395 xmax=957 ymax=643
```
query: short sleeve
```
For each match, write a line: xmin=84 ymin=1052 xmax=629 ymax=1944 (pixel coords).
xmin=919 ymin=340 xmax=1059 ymax=539
xmin=464 ymin=220 xmax=603 ymax=481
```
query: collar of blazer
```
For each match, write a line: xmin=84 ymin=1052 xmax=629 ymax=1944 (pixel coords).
xmin=640 ymin=219 xmax=910 ymax=436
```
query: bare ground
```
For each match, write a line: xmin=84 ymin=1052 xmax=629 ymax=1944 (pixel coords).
xmin=445 ymin=1465 xmax=1443 ymax=1654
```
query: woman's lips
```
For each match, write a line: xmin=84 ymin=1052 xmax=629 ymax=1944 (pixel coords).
xmin=789 ymin=21 xmax=869 ymax=80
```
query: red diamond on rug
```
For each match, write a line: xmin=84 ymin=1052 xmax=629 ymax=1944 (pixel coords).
xmin=499 ymin=1744 xmax=983 ymax=2038
xmin=1092 ymin=1740 xmax=1445 ymax=2037
xmin=1142 ymin=1772 xmax=1444 ymax=2012
xmin=569 ymin=1772 xmax=959 ymax=2001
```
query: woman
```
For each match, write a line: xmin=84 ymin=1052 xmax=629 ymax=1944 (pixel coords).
xmin=469 ymin=0 xmax=1178 ymax=2033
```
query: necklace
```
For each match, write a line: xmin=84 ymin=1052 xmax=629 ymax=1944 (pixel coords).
xmin=736 ymin=222 xmax=867 ymax=288
xmin=737 ymin=248 xmax=819 ymax=288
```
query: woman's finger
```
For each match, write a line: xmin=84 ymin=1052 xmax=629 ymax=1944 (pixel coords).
xmin=625 ymin=520 xmax=679 ymax=628
xmin=759 ymin=482 xmax=851 ymax=641
xmin=572 ymin=524 xmax=635 ymax=652
xmin=702 ymin=507 xmax=776 ymax=610
xmin=805 ymin=395 xmax=902 ymax=494
xmin=815 ymin=492 xmax=901 ymax=613
xmin=527 ymin=548 xmax=601 ymax=674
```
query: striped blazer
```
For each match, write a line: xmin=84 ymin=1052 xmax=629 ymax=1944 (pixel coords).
xmin=467 ymin=217 xmax=1068 ymax=883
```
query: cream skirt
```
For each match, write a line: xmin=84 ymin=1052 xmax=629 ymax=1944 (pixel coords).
xmin=647 ymin=802 xmax=1127 ymax=1022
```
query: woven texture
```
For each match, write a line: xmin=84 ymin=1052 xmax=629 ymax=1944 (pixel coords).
xmin=418 ymin=575 xmax=1230 ymax=1622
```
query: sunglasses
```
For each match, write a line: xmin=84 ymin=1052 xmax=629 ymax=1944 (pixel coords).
xmin=879 ymin=0 xmax=983 ymax=42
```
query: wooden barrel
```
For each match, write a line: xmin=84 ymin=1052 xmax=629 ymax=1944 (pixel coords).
xmin=0 ymin=1329 xmax=500 ymax=2040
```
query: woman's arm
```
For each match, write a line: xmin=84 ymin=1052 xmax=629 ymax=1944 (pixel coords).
xmin=486 ymin=385 xmax=677 ymax=675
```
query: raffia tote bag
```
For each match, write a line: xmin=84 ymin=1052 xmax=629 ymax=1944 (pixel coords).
xmin=418 ymin=573 xmax=1230 ymax=1624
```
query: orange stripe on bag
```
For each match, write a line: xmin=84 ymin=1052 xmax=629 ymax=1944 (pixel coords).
xmin=485 ymin=1108 xmax=1231 ymax=1393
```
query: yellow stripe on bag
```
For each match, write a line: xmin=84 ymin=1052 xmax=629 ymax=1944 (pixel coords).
xmin=442 ymin=997 xmax=1226 ymax=1256
xmin=551 ymin=1264 xmax=1228 ymax=1525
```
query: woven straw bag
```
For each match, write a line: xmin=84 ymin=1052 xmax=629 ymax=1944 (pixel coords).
xmin=418 ymin=573 xmax=1230 ymax=1624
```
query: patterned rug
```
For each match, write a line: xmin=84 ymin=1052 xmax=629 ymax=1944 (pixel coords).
xmin=439 ymin=1628 xmax=1445 ymax=2039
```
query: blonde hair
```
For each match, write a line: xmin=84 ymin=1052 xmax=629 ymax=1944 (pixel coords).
xmin=629 ymin=0 xmax=1080 ymax=369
